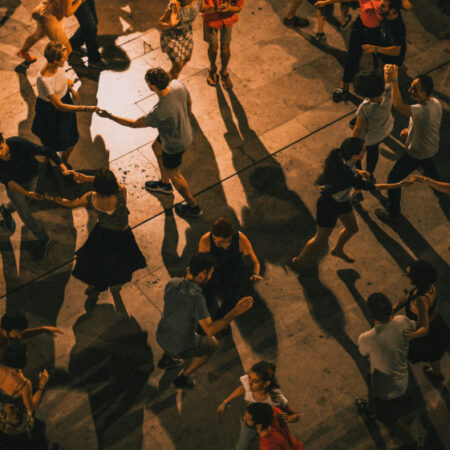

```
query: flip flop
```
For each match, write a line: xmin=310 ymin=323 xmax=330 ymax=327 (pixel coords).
xmin=207 ymin=70 xmax=218 ymax=86
xmin=220 ymin=71 xmax=233 ymax=90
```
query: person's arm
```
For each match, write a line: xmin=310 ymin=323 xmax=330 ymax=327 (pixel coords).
xmin=64 ymin=0 xmax=83 ymax=16
xmin=411 ymin=175 xmax=450 ymax=195
xmin=352 ymin=116 xmax=367 ymax=139
xmin=392 ymin=291 xmax=410 ymax=313
xmin=47 ymin=93 xmax=97 ymax=113
xmin=362 ymin=44 xmax=401 ymax=57
xmin=217 ymin=385 xmax=245 ymax=416
xmin=239 ymin=232 xmax=262 ymax=280
xmin=384 ymin=65 xmax=411 ymax=117
xmin=7 ymin=180 xmax=43 ymax=201
xmin=404 ymin=296 xmax=430 ymax=340
xmin=279 ymin=403 xmax=300 ymax=423
xmin=198 ymin=233 xmax=211 ymax=252
xmin=374 ymin=179 xmax=413 ymax=191
xmin=45 ymin=192 xmax=90 ymax=208
xmin=21 ymin=326 xmax=64 ymax=339
xmin=315 ymin=0 xmax=354 ymax=7
xmin=72 ymin=172 xmax=95 ymax=184
xmin=96 ymin=109 xmax=148 ymax=128
xmin=198 ymin=296 xmax=253 ymax=336
xmin=21 ymin=370 xmax=49 ymax=413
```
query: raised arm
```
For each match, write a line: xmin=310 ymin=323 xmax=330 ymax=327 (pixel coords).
xmin=64 ymin=0 xmax=83 ymax=16
xmin=385 ymin=65 xmax=411 ymax=117
xmin=21 ymin=370 xmax=49 ymax=414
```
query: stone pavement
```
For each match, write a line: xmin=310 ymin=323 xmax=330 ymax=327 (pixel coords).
xmin=0 ymin=0 xmax=449 ymax=448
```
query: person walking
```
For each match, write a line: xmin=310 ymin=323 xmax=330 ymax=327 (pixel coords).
xmin=156 ymin=253 xmax=253 ymax=389
xmin=159 ymin=0 xmax=204 ymax=79
xmin=97 ymin=68 xmax=202 ymax=218
xmin=292 ymin=137 xmax=408 ymax=269
xmin=199 ymin=217 xmax=262 ymax=319
xmin=32 ymin=41 xmax=97 ymax=166
xmin=46 ymin=169 xmax=147 ymax=295
xmin=217 ymin=361 xmax=299 ymax=450
xmin=376 ymin=66 xmax=442 ymax=224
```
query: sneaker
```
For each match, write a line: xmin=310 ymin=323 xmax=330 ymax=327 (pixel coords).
xmin=283 ymin=16 xmax=310 ymax=28
xmin=332 ymin=88 xmax=348 ymax=103
xmin=88 ymin=57 xmax=111 ymax=70
xmin=174 ymin=203 xmax=202 ymax=218
xmin=17 ymin=50 xmax=37 ymax=63
xmin=312 ymin=32 xmax=326 ymax=43
xmin=32 ymin=238 xmax=51 ymax=261
xmin=145 ymin=180 xmax=173 ymax=194
xmin=157 ymin=353 xmax=184 ymax=370
xmin=0 ymin=205 xmax=16 ymax=233
xmin=375 ymin=208 xmax=400 ymax=226
xmin=173 ymin=374 xmax=195 ymax=389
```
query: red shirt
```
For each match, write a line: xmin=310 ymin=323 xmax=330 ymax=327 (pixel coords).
xmin=359 ymin=0 xmax=382 ymax=28
xmin=202 ymin=0 xmax=244 ymax=29
xmin=259 ymin=408 xmax=303 ymax=450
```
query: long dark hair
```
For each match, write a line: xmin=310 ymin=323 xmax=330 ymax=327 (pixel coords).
xmin=315 ymin=137 xmax=365 ymax=186
xmin=250 ymin=361 xmax=280 ymax=391
xmin=407 ymin=260 xmax=437 ymax=295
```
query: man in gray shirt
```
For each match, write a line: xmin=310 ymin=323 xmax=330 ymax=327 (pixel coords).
xmin=156 ymin=253 xmax=253 ymax=389
xmin=376 ymin=65 xmax=442 ymax=224
xmin=97 ymin=68 xmax=202 ymax=218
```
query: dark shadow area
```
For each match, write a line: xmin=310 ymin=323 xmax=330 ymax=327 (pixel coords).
xmin=0 ymin=0 xmax=20 ymax=26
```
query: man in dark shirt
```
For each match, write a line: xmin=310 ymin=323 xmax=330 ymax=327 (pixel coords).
xmin=0 ymin=133 xmax=68 ymax=260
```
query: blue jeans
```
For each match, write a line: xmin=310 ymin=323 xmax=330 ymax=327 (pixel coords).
xmin=5 ymin=177 xmax=48 ymax=241
xmin=234 ymin=418 xmax=258 ymax=450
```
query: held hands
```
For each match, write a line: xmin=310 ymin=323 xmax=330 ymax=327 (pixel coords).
xmin=234 ymin=296 xmax=254 ymax=315
xmin=96 ymin=108 xmax=112 ymax=118
xmin=408 ymin=174 xmax=426 ymax=183
xmin=384 ymin=64 xmax=399 ymax=81
xmin=250 ymin=273 xmax=263 ymax=281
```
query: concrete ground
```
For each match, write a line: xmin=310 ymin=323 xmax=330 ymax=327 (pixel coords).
xmin=0 ymin=0 xmax=449 ymax=448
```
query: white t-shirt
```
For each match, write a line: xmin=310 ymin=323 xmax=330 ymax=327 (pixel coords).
xmin=36 ymin=67 xmax=68 ymax=101
xmin=406 ymin=98 xmax=442 ymax=159
xmin=358 ymin=315 xmax=415 ymax=400
xmin=240 ymin=374 xmax=288 ymax=407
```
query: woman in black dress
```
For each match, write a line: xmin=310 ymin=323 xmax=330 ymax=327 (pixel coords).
xmin=46 ymin=169 xmax=147 ymax=294
xmin=394 ymin=260 xmax=450 ymax=382
xmin=32 ymin=41 xmax=96 ymax=165
xmin=292 ymin=137 xmax=408 ymax=269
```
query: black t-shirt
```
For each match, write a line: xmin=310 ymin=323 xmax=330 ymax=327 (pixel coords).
xmin=0 ymin=137 xmax=61 ymax=186
xmin=379 ymin=15 xmax=406 ymax=66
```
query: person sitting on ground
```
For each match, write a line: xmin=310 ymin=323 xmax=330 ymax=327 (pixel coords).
xmin=217 ymin=361 xmax=299 ymax=450
xmin=156 ymin=253 xmax=253 ymax=389
xmin=244 ymin=402 xmax=303 ymax=450
xmin=0 ymin=312 xmax=63 ymax=362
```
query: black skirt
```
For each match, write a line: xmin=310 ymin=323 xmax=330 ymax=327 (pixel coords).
xmin=72 ymin=224 xmax=147 ymax=291
xmin=32 ymin=89 xmax=79 ymax=151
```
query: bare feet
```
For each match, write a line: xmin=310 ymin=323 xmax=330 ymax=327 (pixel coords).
xmin=331 ymin=248 xmax=355 ymax=263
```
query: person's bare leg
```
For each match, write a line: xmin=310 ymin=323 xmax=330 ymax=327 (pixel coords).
xmin=208 ymin=43 xmax=218 ymax=74
xmin=286 ymin=0 xmax=304 ymax=20
xmin=293 ymin=226 xmax=332 ymax=268
xmin=167 ymin=167 xmax=198 ymax=207
xmin=331 ymin=211 xmax=358 ymax=262
xmin=220 ymin=44 xmax=231 ymax=75
xmin=316 ymin=9 xmax=325 ymax=34
xmin=151 ymin=139 xmax=170 ymax=184
xmin=169 ymin=61 xmax=185 ymax=80
xmin=42 ymin=14 xmax=73 ymax=55
xmin=20 ymin=23 xmax=46 ymax=53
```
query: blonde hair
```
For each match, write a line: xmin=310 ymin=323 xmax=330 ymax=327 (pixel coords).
xmin=44 ymin=41 xmax=66 ymax=63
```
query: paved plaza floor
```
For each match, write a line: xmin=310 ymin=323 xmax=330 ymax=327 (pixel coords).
xmin=0 ymin=0 xmax=449 ymax=448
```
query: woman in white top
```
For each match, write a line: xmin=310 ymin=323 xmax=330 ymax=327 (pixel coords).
xmin=217 ymin=361 xmax=299 ymax=450
xmin=31 ymin=41 xmax=96 ymax=165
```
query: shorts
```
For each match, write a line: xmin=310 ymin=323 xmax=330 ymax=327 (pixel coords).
xmin=373 ymin=393 xmax=413 ymax=425
xmin=203 ymin=24 xmax=233 ymax=47
xmin=316 ymin=196 xmax=353 ymax=228
xmin=156 ymin=137 xmax=185 ymax=169
xmin=180 ymin=334 xmax=217 ymax=358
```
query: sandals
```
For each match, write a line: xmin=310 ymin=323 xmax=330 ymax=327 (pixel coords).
xmin=207 ymin=70 xmax=218 ymax=86
xmin=220 ymin=71 xmax=233 ymax=90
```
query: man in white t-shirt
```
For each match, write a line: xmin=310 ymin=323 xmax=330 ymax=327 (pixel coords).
xmin=376 ymin=65 xmax=442 ymax=224
xmin=356 ymin=293 xmax=417 ymax=450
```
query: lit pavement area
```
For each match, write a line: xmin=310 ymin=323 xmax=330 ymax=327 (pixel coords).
xmin=0 ymin=0 xmax=449 ymax=448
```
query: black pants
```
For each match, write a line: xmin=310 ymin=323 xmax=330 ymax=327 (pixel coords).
xmin=343 ymin=16 xmax=381 ymax=84
xmin=355 ymin=143 xmax=379 ymax=174
xmin=70 ymin=0 xmax=101 ymax=62
xmin=387 ymin=153 xmax=439 ymax=217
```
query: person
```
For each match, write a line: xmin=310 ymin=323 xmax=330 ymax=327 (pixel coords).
xmin=97 ymin=68 xmax=202 ymax=218
xmin=199 ymin=217 xmax=262 ymax=319
xmin=32 ymin=41 xmax=97 ymax=166
xmin=201 ymin=0 xmax=244 ymax=89
xmin=393 ymin=261 xmax=450 ymax=383
xmin=69 ymin=0 xmax=110 ymax=70
xmin=316 ymin=0 xmax=405 ymax=103
xmin=17 ymin=0 xmax=82 ymax=62
xmin=158 ymin=0 xmax=204 ymax=79
xmin=356 ymin=293 xmax=417 ymax=450
xmin=292 ymin=137 xmax=408 ymax=269
xmin=0 ymin=312 xmax=63 ymax=362
xmin=0 ymin=132 xmax=71 ymax=260
xmin=244 ymin=402 xmax=303 ymax=450
xmin=217 ymin=361 xmax=299 ymax=450
xmin=375 ymin=66 xmax=442 ymax=224
xmin=0 ymin=341 xmax=49 ymax=449
xmin=156 ymin=253 xmax=253 ymax=389
xmin=45 ymin=169 xmax=147 ymax=294
xmin=408 ymin=174 xmax=450 ymax=196
xmin=351 ymin=70 xmax=394 ymax=202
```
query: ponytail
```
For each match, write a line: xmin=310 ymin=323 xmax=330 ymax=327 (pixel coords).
xmin=251 ymin=360 xmax=280 ymax=391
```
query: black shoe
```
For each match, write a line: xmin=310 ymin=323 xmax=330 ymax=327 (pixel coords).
xmin=352 ymin=192 xmax=364 ymax=203
xmin=88 ymin=57 xmax=111 ymax=70
xmin=312 ymin=32 xmax=326 ymax=43
xmin=375 ymin=208 xmax=400 ymax=226
xmin=337 ymin=14 xmax=352 ymax=31
xmin=349 ymin=116 xmax=357 ymax=129
xmin=145 ymin=180 xmax=173 ymax=194
xmin=32 ymin=237 xmax=51 ymax=261
xmin=71 ymin=46 xmax=88 ymax=57
xmin=173 ymin=374 xmax=195 ymax=389
xmin=0 ymin=205 xmax=16 ymax=233
xmin=283 ymin=16 xmax=310 ymax=28
xmin=355 ymin=398 xmax=376 ymax=420
xmin=157 ymin=353 xmax=184 ymax=370
xmin=333 ymin=88 xmax=348 ymax=103
xmin=174 ymin=203 xmax=202 ymax=218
